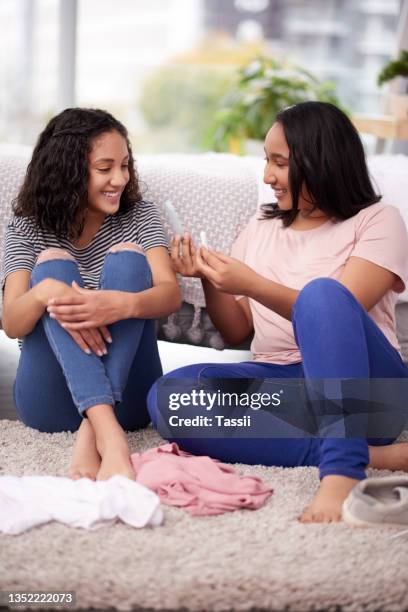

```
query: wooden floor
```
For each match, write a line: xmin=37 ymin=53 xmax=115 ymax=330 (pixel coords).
xmin=0 ymin=331 xmax=19 ymax=420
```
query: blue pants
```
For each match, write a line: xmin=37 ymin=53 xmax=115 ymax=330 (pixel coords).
xmin=147 ymin=278 xmax=408 ymax=479
xmin=14 ymin=250 xmax=162 ymax=433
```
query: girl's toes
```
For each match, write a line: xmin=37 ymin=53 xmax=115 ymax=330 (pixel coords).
xmin=67 ymin=469 xmax=80 ymax=480
xmin=82 ymin=472 xmax=95 ymax=480
xmin=299 ymin=508 xmax=312 ymax=522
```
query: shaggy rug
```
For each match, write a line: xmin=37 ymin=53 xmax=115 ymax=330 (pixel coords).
xmin=0 ymin=419 xmax=407 ymax=612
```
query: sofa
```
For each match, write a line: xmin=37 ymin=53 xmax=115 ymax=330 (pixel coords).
xmin=1 ymin=145 xmax=408 ymax=370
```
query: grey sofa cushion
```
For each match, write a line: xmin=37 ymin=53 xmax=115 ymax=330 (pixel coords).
xmin=158 ymin=302 xmax=408 ymax=361
xmin=0 ymin=151 xmax=261 ymax=352
xmin=0 ymin=151 xmax=31 ymax=304
xmin=157 ymin=302 xmax=252 ymax=351
xmin=137 ymin=153 xmax=259 ymax=308
xmin=395 ymin=303 xmax=408 ymax=363
xmin=1 ymin=149 xmax=408 ymax=363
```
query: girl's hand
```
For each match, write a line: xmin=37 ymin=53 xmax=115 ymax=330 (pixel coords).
xmin=35 ymin=278 xmax=79 ymax=307
xmin=196 ymin=247 xmax=258 ymax=295
xmin=67 ymin=326 xmax=112 ymax=356
xmin=170 ymin=233 xmax=203 ymax=278
xmin=46 ymin=283 xmax=124 ymax=329
xmin=36 ymin=279 xmax=112 ymax=354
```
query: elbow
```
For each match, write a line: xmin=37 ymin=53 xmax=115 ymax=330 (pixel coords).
xmin=222 ymin=336 xmax=244 ymax=347
xmin=221 ymin=330 xmax=252 ymax=347
xmin=225 ymin=337 xmax=243 ymax=347
xmin=167 ymin=284 xmax=182 ymax=315
xmin=1 ymin=311 xmax=31 ymax=339
xmin=1 ymin=320 xmax=18 ymax=339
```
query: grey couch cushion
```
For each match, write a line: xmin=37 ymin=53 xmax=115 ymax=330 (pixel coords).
xmin=137 ymin=153 xmax=259 ymax=308
xmin=157 ymin=302 xmax=252 ymax=351
xmin=0 ymin=150 xmax=31 ymax=308
xmin=0 ymin=151 xmax=260 ymax=351
xmin=395 ymin=303 xmax=408 ymax=363
xmin=1 ymin=149 xmax=408 ymax=362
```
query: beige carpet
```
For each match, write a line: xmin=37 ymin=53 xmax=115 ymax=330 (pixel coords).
xmin=0 ymin=420 xmax=407 ymax=612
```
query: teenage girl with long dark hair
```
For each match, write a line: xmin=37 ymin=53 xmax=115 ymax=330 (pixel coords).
xmin=148 ymin=102 xmax=408 ymax=523
xmin=2 ymin=108 xmax=181 ymax=481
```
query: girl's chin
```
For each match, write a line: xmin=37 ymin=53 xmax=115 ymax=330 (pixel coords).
xmin=276 ymin=200 xmax=292 ymax=210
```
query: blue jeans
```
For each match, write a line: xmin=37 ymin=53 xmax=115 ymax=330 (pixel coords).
xmin=147 ymin=278 xmax=408 ymax=480
xmin=14 ymin=250 xmax=163 ymax=433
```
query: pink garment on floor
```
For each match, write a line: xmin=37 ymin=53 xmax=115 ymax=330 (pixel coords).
xmin=131 ymin=443 xmax=273 ymax=516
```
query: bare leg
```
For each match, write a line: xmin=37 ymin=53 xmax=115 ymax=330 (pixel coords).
xmin=67 ymin=418 xmax=101 ymax=480
xmin=368 ymin=442 xmax=408 ymax=471
xmin=86 ymin=404 xmax=135 ymax=480
xmin=299 ymin=475 xmax=359 ymax=523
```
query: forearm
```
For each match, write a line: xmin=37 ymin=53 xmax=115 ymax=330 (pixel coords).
xmin=202 ymin=279 xmax=252 ymax=345
xmin=248 ymin=275 xmax=299 ymax=321
xmin=123 ymin=282 xmax=182 ymax=319
xmin=2 ymin=284 xmax=46 ymax=338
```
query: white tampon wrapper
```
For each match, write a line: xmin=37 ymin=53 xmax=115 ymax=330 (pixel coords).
xmin=200 ymin=231 xmax=208 ymax=248
xmin=164 ymin=200 xmax=184 ymax=236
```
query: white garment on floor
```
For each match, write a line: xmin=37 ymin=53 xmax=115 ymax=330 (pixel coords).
xmin=0 ymin=475 xmax=163 ymax=534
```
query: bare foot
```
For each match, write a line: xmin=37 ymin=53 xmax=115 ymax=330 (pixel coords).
xmin=96 ymin=431 xmax=136 ymax=480
xmin=84 ymin=403 xmax=136 ymax=480
xmin=96 ymin=436 xmax=135 ymax=481
xmin=299 ymin=475 xmax=359 ymax=523
xmin=369 ymin=442 xmax=408 ymax=471
xmin=68 ymin=418 xmax=101 ymax=480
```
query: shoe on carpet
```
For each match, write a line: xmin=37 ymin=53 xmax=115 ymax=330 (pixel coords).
xmin=342 ymin=476 xmax=408 ymax=528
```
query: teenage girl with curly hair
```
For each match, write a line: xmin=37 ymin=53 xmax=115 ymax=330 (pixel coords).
xmin=2 ymin=108 xmax=181 ymax=480
xmin=148 ymin=101 xmax=408 ymax=523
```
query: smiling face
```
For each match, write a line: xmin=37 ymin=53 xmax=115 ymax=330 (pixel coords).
xmin=87 ymin=130 xmax=130 ymax=219
xmin=263 ymin=122 xmax=317 ymax=215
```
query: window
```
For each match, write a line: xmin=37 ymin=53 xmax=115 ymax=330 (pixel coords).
xmin=0 ymin=0 xmax=404 ymax=151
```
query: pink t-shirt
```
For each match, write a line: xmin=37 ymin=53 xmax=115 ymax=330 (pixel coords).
xmin=231 ymin=203 xmax=408 ymax=365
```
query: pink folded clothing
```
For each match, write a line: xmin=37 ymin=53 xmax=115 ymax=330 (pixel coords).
xmin=131 ymin=443 xmax=273 ymax=516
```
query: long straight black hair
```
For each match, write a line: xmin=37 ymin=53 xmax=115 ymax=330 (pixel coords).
xmin=261 ymin=102 xmax=381 ymax=226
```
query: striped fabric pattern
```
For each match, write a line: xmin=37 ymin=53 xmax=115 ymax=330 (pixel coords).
xmin=3 ymin=201 xmax=168 ymax=290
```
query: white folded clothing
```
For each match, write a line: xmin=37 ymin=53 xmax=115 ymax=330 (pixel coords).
xmin=0 ymin=475 xmax=163 ymax=534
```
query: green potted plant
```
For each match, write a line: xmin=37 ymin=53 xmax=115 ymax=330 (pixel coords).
xmin=377 ymin=49 xmax=408 ymax=119
xmin=205 ymin=56 xmax=342 ymax=154
xmin=139 ymin=65 xmax=234 ymax=151
xmin=138 ymin=37 xmax=269 ymax=152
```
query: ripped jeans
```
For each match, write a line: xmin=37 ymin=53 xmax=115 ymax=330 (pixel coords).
xmin=14 ymin=250 xmax=162 ymax=433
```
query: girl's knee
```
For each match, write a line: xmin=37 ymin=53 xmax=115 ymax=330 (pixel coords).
xmin=108 ymin=242 xmax=145 ymax=255
xmin=32 ymin=249 xmax=79 ymax=286
xmin=36 ymin=248 xmax=76 ymax=265
xmin=101 ymin=243 xmax=151 ymax=290
xmin=294 ymin=278 xmax=353 ymax=319
xmin=298 ymin=277 xmax=342 ymax=301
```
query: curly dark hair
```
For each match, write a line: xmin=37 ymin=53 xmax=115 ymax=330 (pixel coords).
xmin=13 ymin=108 xmax=142 ymax=239
xmin=261 ymin=101 xmax=381 ymax=226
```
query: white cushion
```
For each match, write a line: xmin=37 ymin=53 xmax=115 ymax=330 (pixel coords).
xmin=158 ymin=340 xmax=251 ymax=374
